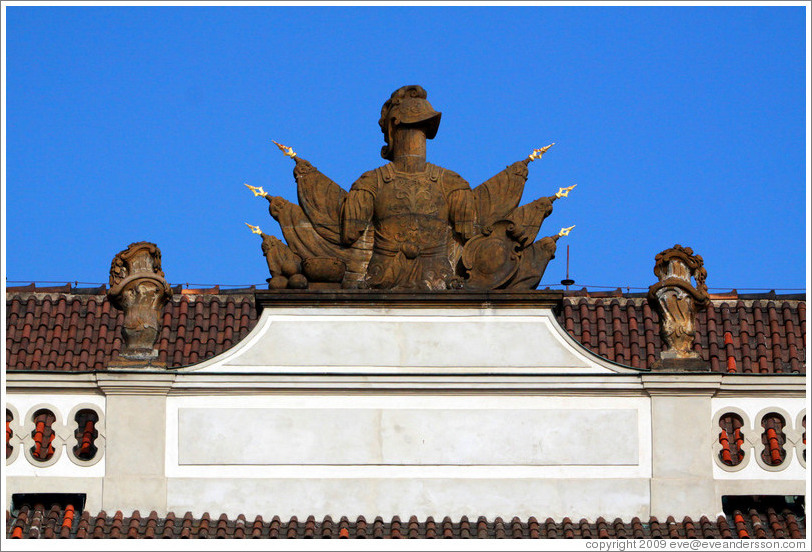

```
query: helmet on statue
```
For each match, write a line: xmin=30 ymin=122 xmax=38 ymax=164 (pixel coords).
xmin=379 ymin=85 xmax=442 ymax=160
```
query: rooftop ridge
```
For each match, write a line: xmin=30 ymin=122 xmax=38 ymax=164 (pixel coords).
xmin=4 ymin=284 xmax=806 ymax=301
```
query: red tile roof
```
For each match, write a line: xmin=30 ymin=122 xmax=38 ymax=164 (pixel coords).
xmin=559 ymin=293 xmax=806 ymax=373
xmin=5 ymin=506 xmax=805 ymax=539
xmin=6 ymin=288 xmax=257 ymax=371
xmin=5 ymin=286 xmax=806 ymax=373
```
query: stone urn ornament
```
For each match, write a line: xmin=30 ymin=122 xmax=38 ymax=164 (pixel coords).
xmin=647 ymin=244 xmax=711 ymax=371
xmin=107 ymin=242 xmax=172 ymax=367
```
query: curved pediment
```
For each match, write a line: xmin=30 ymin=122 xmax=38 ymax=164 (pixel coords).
xmin=181 ymin=291 xmax=640 ymax=375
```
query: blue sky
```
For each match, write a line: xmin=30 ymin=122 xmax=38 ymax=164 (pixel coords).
xmin=4 ymin=5 xmax=808 ymax=291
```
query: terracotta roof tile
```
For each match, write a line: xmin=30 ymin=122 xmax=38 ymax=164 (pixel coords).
xmin=31 ymin=410 xmax=56 ymax=461
xmin=6 ymin=289 xmax=258 ymax=371
xmin=557 ymin=295 xmax=805 ymax=373
xmin=5 ymin=287 xmax=805 ymax=373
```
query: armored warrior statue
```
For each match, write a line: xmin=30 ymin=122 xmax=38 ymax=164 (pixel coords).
xmin=246 ymin=85 xmax=576 ymax=291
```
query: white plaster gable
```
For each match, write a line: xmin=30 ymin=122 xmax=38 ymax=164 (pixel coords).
xmin=181 ymin=307 xmax=639 ymax=374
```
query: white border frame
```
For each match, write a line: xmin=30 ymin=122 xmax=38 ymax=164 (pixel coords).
xmin=711 ymin=407 xmax=752 ymax=472
xmin=66 ymin=403 xmax=106 ymax=467
xmin=753 ymin=406 xmax=795 ymax=473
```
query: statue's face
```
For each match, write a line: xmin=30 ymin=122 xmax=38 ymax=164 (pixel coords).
xmin=395 ymin=121 xmax=429 ymax=136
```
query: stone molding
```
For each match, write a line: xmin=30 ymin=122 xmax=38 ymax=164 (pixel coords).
xmin=641 ymin=374 xmax=722 ymax=396
xmin=6 ymin=372 xmax=805 ymax=396
xmin=96 ymin=373 xmax=176 ymax=396
xmin=254 ymin=289 xmax=565 ymax=310
xmin=4 ymin=373 xmax=99 ymax=393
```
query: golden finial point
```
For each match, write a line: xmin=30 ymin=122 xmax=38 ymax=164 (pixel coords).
xmin=272 ymin=140 xmax=296 ymax=158
xmin=528 ymin=143 xmax=555 ymax=162
xmin=245 ymin=222 xmax=263 ymax=235
xmin=244 ymin=183 xmax=268 ymax=198
xmin=558 ymin=225 xmax=575 ymax=237
xmin=555 ymin=183 xmax=577 ymax=199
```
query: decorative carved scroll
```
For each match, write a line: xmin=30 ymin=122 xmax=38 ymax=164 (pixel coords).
xmin=647 ymin=244 xmax=710 ymax=370
xmin=107 ymin=242 xmax=172 ymax=365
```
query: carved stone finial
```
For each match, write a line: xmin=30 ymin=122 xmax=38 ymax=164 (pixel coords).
xmin=107 ymin=242 xmax=172 ymax=367
xmin=647 ymin=244 xmax=710 ymax=371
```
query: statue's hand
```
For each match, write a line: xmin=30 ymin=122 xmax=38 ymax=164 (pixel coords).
xmin=244 ymin=183 xmax=269 ymax=198
xmin=272 ymin=140 xmax=297 ymax=159
xmin=555 ymin=184 xmax=577 ymax=199
xmin=528 ymin=143 xmax=555 ymax=162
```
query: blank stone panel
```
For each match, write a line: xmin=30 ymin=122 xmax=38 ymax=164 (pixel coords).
xmin=177 ymin=408 xmax=639 ymax=466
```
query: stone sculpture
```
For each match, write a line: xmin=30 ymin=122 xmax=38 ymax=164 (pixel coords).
xmin=246 ymin=85 xmax=575 ymax=291
xmin=107 ymin=242 xmax=172 ymax=364
xmin=647 ymin=244 xmax=710 ymax=370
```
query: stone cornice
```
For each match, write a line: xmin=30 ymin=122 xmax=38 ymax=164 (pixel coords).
xmin=714 ymin=374 xmax=807 ymax=397
xmin=254 ymin=289 xmax=565 ymax=311
xmin=167 ymin=373 xmax=649 ymax=395
xmin=95 ymin=372 xmax=176 ymax=395
xmin=641 ymin=374 xmax=806 ymax=397
xmin=3 ymin=372 xmax=101 ymax=394
xmin=641 ymin=374 xmax=723 ymax=396
xmin=5 ymin=371 xmax=804 ymax=397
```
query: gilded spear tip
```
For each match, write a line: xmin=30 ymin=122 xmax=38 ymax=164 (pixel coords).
xmin=272 ymin=140 xmax=297 ymax=158
xmin=528 ymin=143 xmax=555 ymax=162
xmin=558 ymin=225 xmax=575 ymax=237
xmin=555 ymin=184 xmax=577 ymax=199
xmin=244 ymin=183 xmax=268 ymax=198
xmin=245 ymin=222 xmax=263 ymax=235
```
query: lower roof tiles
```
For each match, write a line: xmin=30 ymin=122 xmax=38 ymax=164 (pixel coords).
xmin=5 ymin=506 xmax=806 ymax=539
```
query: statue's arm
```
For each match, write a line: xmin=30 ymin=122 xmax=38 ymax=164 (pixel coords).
xmin=443 ymin=169 xmax=476 ymax=241
xmin=340 ymin=170 xmax=377 ymax=245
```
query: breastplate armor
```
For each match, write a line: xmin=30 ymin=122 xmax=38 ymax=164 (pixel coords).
xmin=372 ymin=164 xmax=449 ymax=259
